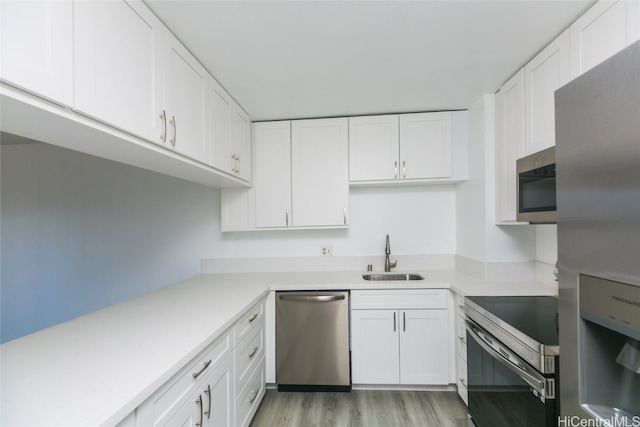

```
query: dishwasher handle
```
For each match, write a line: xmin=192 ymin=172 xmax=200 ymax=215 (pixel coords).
xmin=278 ymin=294 xmax=346 ymax=302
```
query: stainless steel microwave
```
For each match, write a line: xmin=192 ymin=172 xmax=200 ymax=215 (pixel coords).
xmin=516 ymin=146 xmax=556 ymax=223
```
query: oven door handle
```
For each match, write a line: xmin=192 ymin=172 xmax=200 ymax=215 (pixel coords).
xmin=465 ymin=320 xmax=549 ymax=398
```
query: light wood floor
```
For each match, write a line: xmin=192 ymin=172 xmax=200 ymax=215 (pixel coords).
xmin=250 ymin=389 xmax=468 ymax=427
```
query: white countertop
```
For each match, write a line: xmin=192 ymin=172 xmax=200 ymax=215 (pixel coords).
xmin=0 ymin=270 xmax=557 ymax=426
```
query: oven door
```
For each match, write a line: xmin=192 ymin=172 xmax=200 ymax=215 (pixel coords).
xmin=465 ymin=320 xmax=558 ymax=427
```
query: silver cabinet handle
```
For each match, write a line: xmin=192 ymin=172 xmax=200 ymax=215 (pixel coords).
xmin=248 ymin=346 xmax=259 ymax=359
xmin=195 ymin=394 xmax=204 ymax=427
xmin=248 ymin=313 xmax=258 ymax=323
xmin=458 ymin=303 xmax=465 ymax=310
xmin=192 ymin=360 xmax=212 ymax=379
xmin=403 ymin=311 xmax=406 ymax=332
xmin=343 ymin=207 xmax=347 ymax=225
xmin=402 ymin=160 xmax=406 ymax=178
xmin=248 ymin=389 xmax=259 ymax=404
xmin=169 ymin=115 xmax=176 ymax=146
xmin=393 ymin=312 xmax=397 ymax=332
xmin=285 ymin=209 xmax=289 ymax=226
xmin=459 ymin=335 xmax=466 ymax=344
xmin=231 ymin=154 xmax=236 ymax=173
xmin=236 ymin=155 xmax=240 ymax=175
xmin=278 ymin=294 xmax=345 ymax=302
xmin=394 ymin=161 xmax=398 ymax=178
xmin=159 ymin=110 xmax=167 ymax=143
xmin=204 ymin=384 xmax=211 ymax=419
xmin=460 ymin=378 xmax=467 ymax=387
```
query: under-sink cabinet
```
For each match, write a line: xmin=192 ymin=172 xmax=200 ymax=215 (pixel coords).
xmin=133 ymin=298 xmax=266 ymax=427
xmin=350 ymin=289 xmax=450 ymax=385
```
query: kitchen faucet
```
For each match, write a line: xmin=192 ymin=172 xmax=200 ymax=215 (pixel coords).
xmin=384 ymin=234 xmax=397 ymax=272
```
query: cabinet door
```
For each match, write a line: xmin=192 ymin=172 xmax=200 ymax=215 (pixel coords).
xmin=348 ymin=115 xmax=399 ymax=181
xmin=351 ymin=310 xmax=400 ymax=384
xmin=221 ymin=189 xmax=255 ymax=231
xmin=163 ymin=387 xmax=201 ymax=427
xmin=1 ymin=0 xmax=73 ymax=106
xmin=291 ymin=118 xmax=349 ymax=227
xmin=254 ymin=121 xmax=292 ymax=228
xmin=495 ymin=69 xmax=526 ymax=223
xmin=206 ymin=354 xmax=234 ymax=427
xmin=209 ymin=77 xmax=232 ymax=172
xmin=230 ymin=105 xmax=252 ymax=181
xmin=399 ymin=309 xmax=449 ymax=385
xmin=74 ymin=0 xmax=162 ymax=142
xmin=164 ymin=354 xmax=234 ymax=427
xmin=524 ymin=29 xmax=570 ymax=155
xmin=399 ymin=112 xmax=452 ymax=179
xmin=570 ymin=0 xmax=640 ymax=78
xmin=163 ymin=30 xmax=209 ymax=164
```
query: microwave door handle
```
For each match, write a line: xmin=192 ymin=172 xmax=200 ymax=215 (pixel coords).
xmin=465 ymin=320 xmax=547 ymax=397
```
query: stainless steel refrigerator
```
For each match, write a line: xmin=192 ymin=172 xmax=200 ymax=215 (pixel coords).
xmin=556 ymin=40 xmax=640 ymax=423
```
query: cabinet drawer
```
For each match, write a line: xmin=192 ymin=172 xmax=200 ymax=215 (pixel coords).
xmin=235 ymin=362 xmax=265 ymax=427
xmin=455 ymin=293 xmax=465 ymax=317
xmin=234 ymin=300 xmax=265 ymax=346
xmin=456 ymin=354 xmax=468 ymax=405
xmin=351 ymin=289 xmax=448 ymax=310
xmin=235 ymin=323 xmax=265 ymax=395
xmin=456 ymin=314 xmax=467 ymax=361
xmin=138 ymin=331 xmax=232 ymax=426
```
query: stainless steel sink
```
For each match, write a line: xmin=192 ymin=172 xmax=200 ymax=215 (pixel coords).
xmin=362 ymin=273 xmax=424 ymax=281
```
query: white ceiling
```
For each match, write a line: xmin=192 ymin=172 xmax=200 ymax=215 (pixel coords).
xmin=145 ymin=0 xmax=595 ymax=122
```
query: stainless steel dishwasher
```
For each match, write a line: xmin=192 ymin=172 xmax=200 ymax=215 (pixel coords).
xmin=276 ymin=290 xmax=351 ymax=392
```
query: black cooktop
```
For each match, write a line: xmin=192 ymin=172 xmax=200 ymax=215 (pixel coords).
xmin=466 ymin=295 xmax=559 ymax=346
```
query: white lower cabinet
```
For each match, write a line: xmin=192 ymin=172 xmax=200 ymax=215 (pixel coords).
xmin=233 ymin=300 xmax=266 ymax=427
xmin=351 ymin=290 xmax=450 ymax=385
xmin=453 ymin=292 xmax=468 ymax=405
xmin=135 ymin=298 xmax=266 ymax=427
xmin=166 ymin=354 xmax=234 ymax=427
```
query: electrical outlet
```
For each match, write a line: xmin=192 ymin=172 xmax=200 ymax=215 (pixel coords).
xmin=321 ymin=246 xmax=333 ymax=256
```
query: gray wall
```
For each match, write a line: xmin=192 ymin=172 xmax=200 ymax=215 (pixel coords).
xmin=1 ymin=140 xmax=218 ymax=343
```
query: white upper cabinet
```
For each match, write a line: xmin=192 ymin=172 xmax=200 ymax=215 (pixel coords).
xmin=75 ymin=0 xmax=209 ymax=165
xmin=209 ymin=78 xmax=252 ymax=181
xmin=230 ymin=104 xmax=252 ymax=181
xmin=1 ymin=0 xmax=73 ymax=106
xmin=349 ymin=112 xmax=455 ymax=184
xmin=254 ymin=121 xmax=292 ymax=228
xmin=251 ymin=118 xmax=349 ymax=230
xmin=349 ymin=115 xmax=400 ymax=181
xmin=291 ymin=118 xmax=349 ymax=227
xmin=524 ymin=29 xmax=570 ymax=155
xmin=570 ymin=0 xmax=640 ymax=78
xmin=399 ymin=112 xmax=452 ymax=179
xmin=74 ymin=0 xmax=163 ymax=143
xmin=495 ymin=69 xmax=526 ymax=224
xmin=161 ymin=29 xmax=209 ymax=164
